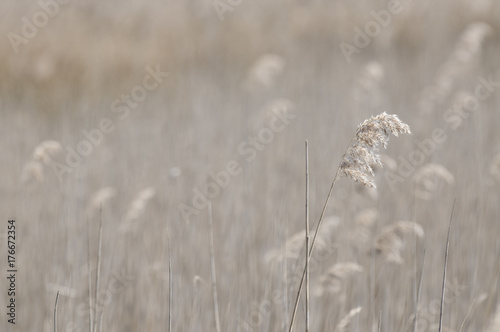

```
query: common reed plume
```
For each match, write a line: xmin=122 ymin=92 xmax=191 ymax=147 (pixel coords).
xmin=348 ymin=208 xmax=378 ymax=251
xmin=33 ymin=140 xmax=62 ymax=165
xmin=339 ymin=112 xmax=411 ymax=188
xmin=119 ymin=187 xmax=156 ymax=232
xmin=335 ymin=307 xmax=362 ymax=332
xmin=243 ymin=53 xmax=285 ymax=91
xmin=21 ymin=140 xmax=62 ymax=185
xmin=265 ymin=215 xmax=339 ymax=263
xmin=374 ymin=221 xmax=424 ymax=264
xmin=413 ymin=163 xmax=454 ymax=200
xmin=316 ymin=262 xmax=364 ymax=295
xmin=289 ymin=112 xmax=410 ymax=331
xmin=86 ymin=187 xmax=117 ymax=216
xmin=355 ymin=208 xmax=378 ymax=228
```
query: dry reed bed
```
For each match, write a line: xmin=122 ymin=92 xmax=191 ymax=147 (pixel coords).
xmin=1 ymin=1 xmax=500 ymax=331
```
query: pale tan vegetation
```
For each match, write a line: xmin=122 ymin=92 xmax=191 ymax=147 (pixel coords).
xmin=2 ymin=0 xmax=500 ymax=331
xmin=340 ymin=112 xmax=411 ymax=188
xmin=375 ymin=221 xmax=425 ymax=264
xmin=413 ymin=163 xmax=455 ymax=200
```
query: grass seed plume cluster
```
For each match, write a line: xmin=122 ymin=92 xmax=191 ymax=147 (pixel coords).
xmin=340 ymin=112 xmax=411 ymax=188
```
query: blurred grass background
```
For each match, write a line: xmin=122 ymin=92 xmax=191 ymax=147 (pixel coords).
xmin=1 ymin=0 xmax=500 ymax=331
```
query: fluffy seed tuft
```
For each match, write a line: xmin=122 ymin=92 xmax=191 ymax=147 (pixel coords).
xmin=340 ymin=112 xmax=411 ymax=188
xmin=375 ymin=221 xmax=424 ymax=264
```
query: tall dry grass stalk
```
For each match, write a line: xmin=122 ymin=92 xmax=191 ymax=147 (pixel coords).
xmin=54 ymin=290 xmax=60 ymax=332
xmin=304 ymin=140 xmax=310 ymax=332
xmin=439 ymin=200 xmax=456 ymax=332
xmin=288 ymin=112 xmax=411 ymax=331
xmin=208 ymin=202 xmax=221 ymax=332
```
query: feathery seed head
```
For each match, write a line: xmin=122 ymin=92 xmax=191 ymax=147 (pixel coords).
xmin=413 ymin=163 xmax=455 ymax=199
xmin=375 ymin=221 xmax=424 ymax=264
xmin=317 ymin=262 xmax=364 ymax=295
xmin=33 ymin=140 xmax=62 ymax=165
xmin=87 ymin=187 xmax=117 ymax=215
xmin=340 ymin=112 xmax=411 ymax=188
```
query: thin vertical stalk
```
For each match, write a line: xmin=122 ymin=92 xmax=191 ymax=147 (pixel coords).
xmin=289 ymin=168 xmax=342 ymax=332
xmin=439 ymin=199 xmax=456 ymax=332
xmin=93 ymin=210 xmax=103 ymax=332
xmin=54 ymin=290 xmax=60 ymax=332
xmin=305 ymin=141 xmax=310 ymax=332
xmin=167 ymin=227 xmax=173 ymax=332
xmin=87 ymin=219 xmax=93 ymax=332
xmin=208 ymin=202 xmax=222 ymax=332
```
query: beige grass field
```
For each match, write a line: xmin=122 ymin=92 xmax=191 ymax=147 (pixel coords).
xmin=1 ymin=0 xmax=500 ymax=331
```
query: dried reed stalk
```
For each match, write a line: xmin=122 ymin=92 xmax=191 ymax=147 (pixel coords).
xmin=305 ymin=140 xmax=310 ymax=332
xmin=289 ymin=112 xmax=411 ymax=332
xmin=54 ymin=290 xmax=60 ymax=332
xmin=208 ymin=202 xmax=221 ymax=332
xmin=439 ymin=200 xmax=456 ymax=332
xmin=93 ymin=212 xmax=104 ymax=332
